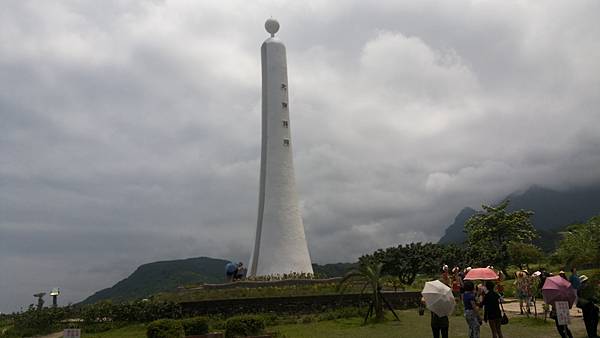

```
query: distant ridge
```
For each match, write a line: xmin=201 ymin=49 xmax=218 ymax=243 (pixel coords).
xmin=80 ymin=256 xmax=229 ymax=305
xmin=437 ymin=207 xmax=477 ymax=245
xmin=80 ymin=257 xmax=356 ymax=305
xmin=438 ymin=185 xmax=600 ymax=250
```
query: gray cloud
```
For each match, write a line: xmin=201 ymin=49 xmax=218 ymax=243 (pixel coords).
xmin=1 ymin=0 xmax=600 ymax=312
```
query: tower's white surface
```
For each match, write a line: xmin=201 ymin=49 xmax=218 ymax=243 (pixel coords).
xmin=249 ymin=19 xmax=313 ymax=277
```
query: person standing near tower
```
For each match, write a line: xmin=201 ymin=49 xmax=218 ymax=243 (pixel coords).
xmin=249 ymin=19 xmax=313 ymax=277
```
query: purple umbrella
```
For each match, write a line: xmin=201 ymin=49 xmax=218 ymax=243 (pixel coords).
xmin=542 ymin=275 xmax=577 ymax=308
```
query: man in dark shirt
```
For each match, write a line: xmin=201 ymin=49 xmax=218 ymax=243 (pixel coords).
xmin=577 ymin=275 xmax=599 ymax=338
xmin=539 ymin=268 xmax=550 ymax=293
xmin=430 ymin=312 xmax=449 ymax=338
xmin=483 ymin=281 xmax=503 ymax=338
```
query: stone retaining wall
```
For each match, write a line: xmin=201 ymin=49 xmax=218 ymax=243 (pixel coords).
xmin=198 ymin=278 xmax=342 ymax=290
xmin=180 ymin=291 xmax=421 ymax=317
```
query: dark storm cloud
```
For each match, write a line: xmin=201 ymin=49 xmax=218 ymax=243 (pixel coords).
xmin=1 ymin=0 xmax=600 ymax=312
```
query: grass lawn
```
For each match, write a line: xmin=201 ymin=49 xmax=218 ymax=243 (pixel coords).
xmin=82 ymin=324 xmax=147 ymax=338
xmin=83 ymin=310 xmax=590 ymax=338
xmin=274 ymin=311 xmax=589 ymax=338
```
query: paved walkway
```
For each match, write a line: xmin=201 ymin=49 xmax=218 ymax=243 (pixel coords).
xmin=501 ymin=298 xmax=582 ymax=318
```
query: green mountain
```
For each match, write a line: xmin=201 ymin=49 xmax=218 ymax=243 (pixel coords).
xmin=80 ymin=257 xmax=356 ymax=305
xmin=313 ymin=262 xmax=357 ymax=277
xmin=438 ymin=185 xmax=600 ymax=250
xmin=80 ymin=256 xmax=230 ymax=305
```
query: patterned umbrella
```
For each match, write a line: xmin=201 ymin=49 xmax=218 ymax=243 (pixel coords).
xmin=542 ymin=275 xmax=577 ymax=307
xmin=463 ymin=267 xmax=499 ymax=281
xmin=421 ymin=280 xmax=456 ymax=317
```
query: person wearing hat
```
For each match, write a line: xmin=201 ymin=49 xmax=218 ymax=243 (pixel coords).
xmin=451 ymin=267 xmax=462 ymax=299
xmin=515 ymin=270 xmax=531 ymax=314
xmin=538 ymin=267 xmax=550 ymax=296
xmin=559 ymin=270 xmax=567 ymax=280
xmin=441 ymin=265 xmax=451 ymax=287
xmin=577 ymin=274 xmax=599 ymax=338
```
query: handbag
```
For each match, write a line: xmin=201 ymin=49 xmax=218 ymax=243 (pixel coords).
xmin=500 ymin=301 xmax=509 ymax=325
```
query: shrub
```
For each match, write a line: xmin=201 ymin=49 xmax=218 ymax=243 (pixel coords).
xmin=300 ymin=315 xmax=315 ymax=324
xmin=224 ymin=315 xmax=266 ymax=338
xmin=181 ymin=316 xmax=209 ymax=335
xmin=146 ymin=319 xmax=184 ymax=338
xmin=82 ymin=322 xmax=113 ymax=333
xmin=9 ymin=305 xmax=70 ymax=336
xmin=258 ymin=313 xmax=278 ymax=326
xmin=81 ymin=300 xmax=182 ymax=324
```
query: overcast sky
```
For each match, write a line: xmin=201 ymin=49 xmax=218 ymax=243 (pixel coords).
xmin=1 ymin=0 xmax=599 ymax=312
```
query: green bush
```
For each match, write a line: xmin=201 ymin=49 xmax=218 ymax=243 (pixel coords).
xmin=300 ymin=315 xmax=315 ymax=324
xmin=146 ymin=319 xmax=184 ymax=338
xmin=8 ymin=305 xmax=72 ymax=337
xmin=181 ymin=316 xmax=209 ymax=335
xmin=81 ymin=300 xmax=182 ymax=324
xmin=82 ymin=322 xmax=113 ymax=333
xmin=258 ymin=313 xmax=278 ymax=326
xmin=224 ymin=315 xmax=266 ymax=338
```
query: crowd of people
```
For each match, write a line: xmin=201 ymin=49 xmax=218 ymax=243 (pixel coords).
xmin=222 ymin=261 xmax=598 ymax=337
xmin=427 ymin=265 xmax=506 ymax=338
xmin=423 ymin=264 xmax=599 ymax=338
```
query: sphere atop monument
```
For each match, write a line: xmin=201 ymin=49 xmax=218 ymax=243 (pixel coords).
xmin=265 ymin=18 xmax=280 ymax=37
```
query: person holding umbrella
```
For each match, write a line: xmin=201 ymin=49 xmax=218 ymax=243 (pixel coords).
xmin=429 ymin=303 xmax=449 ymax=338
xmin=422 ymin=280 xmax=455 ymax=338
xmin=550 ymin=304 xmax=574 ymax=338
xmin=543 ymin=275 xmax=577 ymax=338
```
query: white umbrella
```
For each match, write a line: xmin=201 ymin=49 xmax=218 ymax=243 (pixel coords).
xmin=421 ymin=280 xmax=456 ymax=317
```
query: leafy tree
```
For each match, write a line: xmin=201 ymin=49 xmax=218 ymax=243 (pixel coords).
xmin=361 ymin=243 xmax=474 ymax=283
xmin=338 ymin=262 xmax=386 ymax=322
xmin=465 ymin=200 xmax=536 ymax=275
xmin=415 ymin=243 xmax=444 ymax=276
xmin=362 ymin=243 xmax=435 ymax=285
xmin=386 ymin=244 xmax=422 ymax=285
xmin=508 ymin=242 xmax=543 ymax=270
xmin=555 ymin=215 xmax=600 ymax=268
xmin=438 ymin=244 xmax=473 ymax=272
xmin=9 ymin=305 xmax=74 ymax=337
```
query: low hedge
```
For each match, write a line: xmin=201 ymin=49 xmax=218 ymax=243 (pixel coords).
xmin=146 ymin=319 xmax=184 ymax=338
xmin=181 ymin=316 xmax=209 ymax=335
xmin=224 ymin=315 xmax=266 ymax=338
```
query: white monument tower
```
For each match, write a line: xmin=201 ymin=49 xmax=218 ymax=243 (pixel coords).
xmin=249 ymin=19 xmax=313 ymax=277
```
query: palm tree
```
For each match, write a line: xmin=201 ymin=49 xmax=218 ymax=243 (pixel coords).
xmin=338 ymin=262 xmax=386 ymax=322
